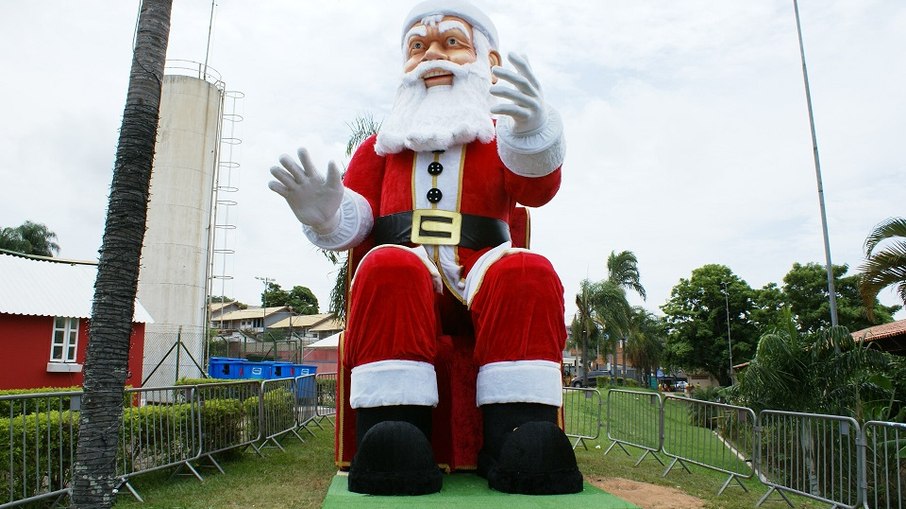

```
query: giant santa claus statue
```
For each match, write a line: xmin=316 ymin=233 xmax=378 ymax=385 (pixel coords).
xmin=269 ymin=0 xmax=583 ymax=496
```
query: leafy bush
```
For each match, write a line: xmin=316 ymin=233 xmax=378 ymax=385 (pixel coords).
xmin=0 ymin=411 xmax=79 ymax=504
xmin=0 ymin=387 xmax=81 ymax=419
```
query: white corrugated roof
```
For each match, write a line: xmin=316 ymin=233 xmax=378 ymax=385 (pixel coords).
xmin=0 ymin=251 xmax=153 ymax=322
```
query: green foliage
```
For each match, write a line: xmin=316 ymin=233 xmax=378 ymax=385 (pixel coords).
xmin=731 ymin=310 xmax=898 ymax=421
xmin=661 ymin=264 xmax=758 ymax=385
xmin=0 ymin=411 xmax=79 ymax=504
xmin=262 ymin=282 xmax=320 ymax=314
xmin=624 ymin=307 xmax=665 ymax=382
xmin=0 ymin=221 xmax=60 ymax=256
xmin=0 ymin=387 xmax=81 ymax=418
xmin=782 ymin=262 xmax=898 ymax=334
xmin=858 ymin=216 xmax=906 ymax=319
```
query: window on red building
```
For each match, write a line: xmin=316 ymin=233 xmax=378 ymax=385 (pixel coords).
xmin=51 ymin=317 xmax=79 ymax=362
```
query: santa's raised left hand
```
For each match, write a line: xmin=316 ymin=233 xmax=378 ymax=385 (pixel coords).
xmin=490 ymin=53 xmax=547 ymax=135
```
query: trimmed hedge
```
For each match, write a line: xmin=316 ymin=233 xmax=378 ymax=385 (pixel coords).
xmin=0 ymin=410 xmax=78 ymax=505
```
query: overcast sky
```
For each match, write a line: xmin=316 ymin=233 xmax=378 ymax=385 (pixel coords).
xmin=1 ymin=1 xmax=903 ymax=323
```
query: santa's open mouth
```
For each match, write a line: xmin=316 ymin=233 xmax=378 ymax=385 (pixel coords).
xmin=421 ymin=68 xmax=454 ymax=84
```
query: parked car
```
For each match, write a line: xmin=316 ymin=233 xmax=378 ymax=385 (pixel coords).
xmin=569 ymin=370 xmax=610 ymax=388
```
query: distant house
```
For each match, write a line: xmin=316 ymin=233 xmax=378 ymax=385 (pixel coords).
xmin=308 ymin=316 xmax=344 ymax=340
xmin=211 ymin=306 xmax=292 ymax=333
xmin=269 ymin=312 xmax=333 ymax=339
xmin=0 ymin=250 xmax=153 ymax=390
xmin=852 ymin=319 xmax=906 ymax=356
xmin=208 ymin=300 xmax=244 ymax=326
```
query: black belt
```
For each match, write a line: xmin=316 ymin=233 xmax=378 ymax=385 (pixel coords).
xmin=373 ymin=210 xmax=510 ymax=250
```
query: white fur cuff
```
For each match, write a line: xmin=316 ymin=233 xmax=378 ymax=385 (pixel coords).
xmin=303 ymin=189 xmax=373 ymax=251
xmin=350 ymin=360 xmax=439 ymax=408
xmin=496 ymin=106 xmax=565 ymax=177
xmin=476 ymin=360 xmax=563 ymax=407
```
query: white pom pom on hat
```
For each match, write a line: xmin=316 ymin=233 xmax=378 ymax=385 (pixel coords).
xmin=402 ymin=0 xmax=499 ymax=50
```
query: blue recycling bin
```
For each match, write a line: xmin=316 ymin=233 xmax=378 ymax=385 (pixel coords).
xmin=244 ymin=361 xmax=273 ymax=380
xmin=270 ymin=361 xmax=295 ymax=379
xmin=293 ymin=364 xmax=318 ymax=401
xmin=208 ymin=357 xmax=243 ymax=379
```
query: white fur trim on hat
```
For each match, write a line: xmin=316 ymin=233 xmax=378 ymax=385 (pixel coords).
xmin=402 ymin=0 xmax=499 ymax=50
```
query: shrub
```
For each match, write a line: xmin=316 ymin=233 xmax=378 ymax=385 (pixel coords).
xmin=0 ymin=411 xmax=79 ymax=504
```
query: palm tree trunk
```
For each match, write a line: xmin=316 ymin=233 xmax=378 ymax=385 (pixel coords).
xmin=71 ymin=1 xmax=172 ymax=507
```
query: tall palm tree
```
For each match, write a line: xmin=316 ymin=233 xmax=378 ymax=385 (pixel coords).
xmin=624 ymin=307 xmax=664 ymax=384
xmin=604 ymin=251 xmax=645 ymax=382
xmin=570 ymin=279 xmax=605 ymax=385
xmin=71 ymin=1 xmax=172 ymax=507
xmin=859 ymin=216 xmax=906 ymax=319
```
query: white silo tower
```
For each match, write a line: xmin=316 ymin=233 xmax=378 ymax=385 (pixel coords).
xmin=137 ymin=62 xmax=240 ymax=388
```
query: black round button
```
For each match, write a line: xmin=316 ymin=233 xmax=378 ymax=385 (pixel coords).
xmin=427 ymin=161 xmax=443 ymax=175
xmin=426 ymin=188 xmax=443 ymax=203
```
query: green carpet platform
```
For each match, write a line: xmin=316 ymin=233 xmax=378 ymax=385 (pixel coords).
xmin=322 ymin=472 xmax=639 ymax=508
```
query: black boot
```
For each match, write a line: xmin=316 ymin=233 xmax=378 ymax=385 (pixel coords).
xmin=478 ymin=403 xmax=583 ymax=495
xmin=348 ymin=405 xmax=442 ymax=495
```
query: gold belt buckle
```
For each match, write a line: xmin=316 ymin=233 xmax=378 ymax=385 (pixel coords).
xmin=410 ymin=209 xmax=462 ymax=246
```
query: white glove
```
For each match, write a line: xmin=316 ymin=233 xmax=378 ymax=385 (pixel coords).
xmin=490 ymin=53 xmax=547 ymax=135
xmin=268 ymin=148 xmax=344 ymax=234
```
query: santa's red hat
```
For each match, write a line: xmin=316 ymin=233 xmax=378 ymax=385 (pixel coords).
xmin=402 ymin=0 xmax=499 ymax=50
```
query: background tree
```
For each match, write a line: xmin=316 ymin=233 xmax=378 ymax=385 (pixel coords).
xmin=858 ymin=216 xmax=906 ymax=319
xmin=261 ymin=281 xmax=290 ymax=308
xmin=570 ymin=279 xmax=606 ymax=384
xmin=286 ymin=285 xmax=319 ymax=314
xmin=72 ymin=1 xmax=172 ymax=507
xmin=623 ymin=307 xmax=664 ymax=384
xmin=661 ymin=264 xmax=758 ymax=385
xmin=0 ymin=221 xmax=60 ymax=256
xmin=605 ymin=251 xmax=645 ymax=383
xmin=783 ymin=262 xmax=898 ymax=334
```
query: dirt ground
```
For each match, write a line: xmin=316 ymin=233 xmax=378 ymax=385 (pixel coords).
xmin=588 ymin=476 xmax=707 ymax=509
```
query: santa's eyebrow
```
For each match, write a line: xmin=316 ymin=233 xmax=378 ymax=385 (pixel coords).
xmin=404 ymin=25 xmax=428 ymax=42
xmin=437 ymin=20 xmax=470 ymax=39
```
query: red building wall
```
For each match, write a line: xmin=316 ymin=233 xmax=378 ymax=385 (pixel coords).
xmin=0 ymin=313 xmax=145 ymax=390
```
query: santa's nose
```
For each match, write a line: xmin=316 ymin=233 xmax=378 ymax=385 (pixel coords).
xmin=424 ymin=41 xmax=448 ymax=61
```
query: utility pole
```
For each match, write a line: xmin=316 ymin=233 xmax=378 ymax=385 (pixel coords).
xmin=255 ymin=276 xmax=271 ymax=335
xmin=721 ymin=281 xmax=734 ymax=384
xmin=793 ymin=0 xmax=839 ymax=332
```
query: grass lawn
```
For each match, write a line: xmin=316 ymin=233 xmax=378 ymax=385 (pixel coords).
xmin=112 ymin=424 xmax=821 ymax=509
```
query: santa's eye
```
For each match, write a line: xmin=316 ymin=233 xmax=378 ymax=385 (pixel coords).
xmin=411 ymin=41 xmax=423 ymax=50
xmin=447 ymin=37 xmax=458 ymax=46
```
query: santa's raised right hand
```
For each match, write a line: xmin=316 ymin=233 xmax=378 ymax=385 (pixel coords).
xmin=268 ymin=148 xmax=344 ymax=234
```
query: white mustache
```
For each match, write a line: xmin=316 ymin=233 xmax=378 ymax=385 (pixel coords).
xmin=401 ymin=60 xmax=473 ymax=86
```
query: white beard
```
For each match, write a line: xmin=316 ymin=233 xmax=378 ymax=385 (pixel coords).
xmin=375 ymin=58 xmax=496 ymax=155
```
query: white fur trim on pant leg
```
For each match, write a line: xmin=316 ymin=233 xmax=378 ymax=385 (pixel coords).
xmin=476 ymin=360 xmax=563 ymax=407
xmin=350 ymin=360 xmax=439 ymax=408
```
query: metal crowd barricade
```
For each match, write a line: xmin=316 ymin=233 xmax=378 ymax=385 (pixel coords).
xmin=194 ymin=379 xmax=263 ymax=470
xmin=862 ymin=420 xmax=905 ymax=509
xmin=604 ymin=388 xmax=664 ymax=466
xmin=757 ymin=410 xmax=861 ymax=508
xmin=314 ymin=372 xmax=337 ymax=428
xmin=0 ymin=390 xmax=81 ymax=509
xmin=260 ymin=378 xmax=304 ymax=451
xmin=561 ymin=387 xmax=601 ymax=450
xmin=661 ymin=394 xmax=756 ymax=495
xmin=115 ymin=385 xmax=200 ymax=502
xmin=294 ymin=374 xmax=320 ymax=436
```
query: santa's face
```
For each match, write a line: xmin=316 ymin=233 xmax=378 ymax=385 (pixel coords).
xmin=374 ymin=15 xmax=501 ymax=154
xmin=403 ymin=16 xmax=478 ymax=88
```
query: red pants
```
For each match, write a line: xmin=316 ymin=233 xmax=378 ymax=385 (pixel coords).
xmin=345 ymin=246 xmax=566 ymax=409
